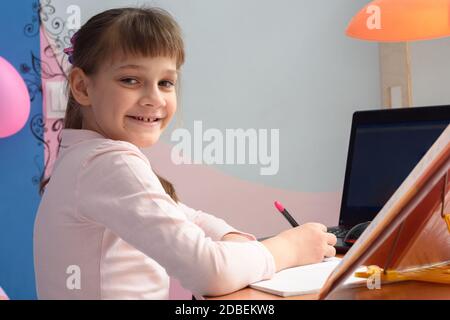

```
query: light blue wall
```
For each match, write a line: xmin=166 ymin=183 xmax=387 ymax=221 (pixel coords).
xmin=411 ymin=37 xmax=450 ymax=107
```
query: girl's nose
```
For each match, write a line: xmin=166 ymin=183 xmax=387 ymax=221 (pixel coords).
xmin=139 ymin=85 xmax=166 ymax=108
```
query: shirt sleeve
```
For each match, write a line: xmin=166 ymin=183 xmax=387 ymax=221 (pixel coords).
xmin=76 ymin=142 xmax=275 ymax=297
xmin=178 ymin=202 xmax=256 ymax=241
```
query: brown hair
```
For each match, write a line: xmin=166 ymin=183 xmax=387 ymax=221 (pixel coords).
xmin=40 ymin=7 xmax=183 ymax=202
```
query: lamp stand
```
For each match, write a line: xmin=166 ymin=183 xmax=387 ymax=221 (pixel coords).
xmin=379 ymin=42 xmax=413 ymax=108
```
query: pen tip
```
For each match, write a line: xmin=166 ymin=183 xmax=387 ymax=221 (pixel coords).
xmin=274 ymin=200 xmax=284 ymax=213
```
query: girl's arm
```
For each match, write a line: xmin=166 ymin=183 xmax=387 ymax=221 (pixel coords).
xmin=178 ymin=202 xmax=253 ymax=242
xmin=220 ymin=232 xmax=252 ymax=242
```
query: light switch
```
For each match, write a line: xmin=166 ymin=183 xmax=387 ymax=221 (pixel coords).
xmin=390 ymin=86 xmax=402 ymax=108
xmin=45 ymin=80 xmax=68 ymax=119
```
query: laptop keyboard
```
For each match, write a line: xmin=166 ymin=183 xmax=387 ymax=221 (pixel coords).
xmin=258 ymin=227 xmax=350 ymax=242
xmin=327 ymin=226 xmax=349 ymax=238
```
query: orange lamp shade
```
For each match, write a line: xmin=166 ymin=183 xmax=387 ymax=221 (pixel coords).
xmin=346 ymin=0 xmax=450 ymax=42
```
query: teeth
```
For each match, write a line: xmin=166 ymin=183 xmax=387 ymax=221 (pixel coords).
xmin=133 ymin=116 xmax=158 ymax=122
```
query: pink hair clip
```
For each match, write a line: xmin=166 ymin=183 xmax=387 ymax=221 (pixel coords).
xmin=63 ymin=31 xmax=79 ymax=64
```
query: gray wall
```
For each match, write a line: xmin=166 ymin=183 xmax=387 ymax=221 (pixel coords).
xmin=157 ymin=0 xmax=380 ymax=193
xmin=410 ymin=37 xmax=450 ymax=107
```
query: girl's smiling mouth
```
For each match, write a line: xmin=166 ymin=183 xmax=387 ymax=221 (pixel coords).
xmin=126 ymin=115 xmax=162 ymax=127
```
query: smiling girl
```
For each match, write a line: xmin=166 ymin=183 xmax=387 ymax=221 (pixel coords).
xmin=34 ymin=7 xmax=336 ymax=299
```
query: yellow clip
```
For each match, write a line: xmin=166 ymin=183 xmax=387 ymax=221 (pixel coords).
xmin=355 ymin=265 xmax=407 ymax=283
xmin=355 ymin=264 xmax=450 ymax=285
xmin=444 ymin=213 xmax=450 ymax=233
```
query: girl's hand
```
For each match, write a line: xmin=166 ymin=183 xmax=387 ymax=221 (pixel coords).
xmin=261 ymin=223 xmax=337 ymax=272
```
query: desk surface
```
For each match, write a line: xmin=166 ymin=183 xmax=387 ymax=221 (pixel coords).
xmin=206 ymin=281 xmax=450 ymax=300
xmin=205 ymin=255 xmax=450 ymax=300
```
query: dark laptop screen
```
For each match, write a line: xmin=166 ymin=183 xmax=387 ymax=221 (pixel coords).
xmin=339 ymin=106 xmax=450 ymax=227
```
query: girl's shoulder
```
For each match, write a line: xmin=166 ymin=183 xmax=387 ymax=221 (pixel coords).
xmin=97 ymin=138 xmax=142 ymax=153
xmin=60 ymin=129 xmax=145 ymax=161
xmin=78 ymin=138 xmax=163 ymax=194
xmin=83 ymin=138 xmax=150 ymax=169
xmin=86 ymin=136 xmax=141 ymax=154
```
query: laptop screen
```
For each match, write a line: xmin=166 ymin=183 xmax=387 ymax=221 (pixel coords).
xmin=339 ymin=106 xmax=450 ymax=227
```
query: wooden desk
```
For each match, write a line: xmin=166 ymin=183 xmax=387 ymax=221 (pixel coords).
xmin=205 ymin=255 xmax=450 ymax=300
xmin=206 ymin=281 xmax=450 ymax=300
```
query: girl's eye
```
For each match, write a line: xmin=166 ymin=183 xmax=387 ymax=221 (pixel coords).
xmin=159 ymin=80 xmax=175 ymax=88
xmin=120 ymin=78 xmax=139 ymax=85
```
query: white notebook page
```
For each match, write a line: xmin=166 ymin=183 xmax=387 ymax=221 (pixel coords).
xmin=250 ymin=257 xmax=367 ymax=297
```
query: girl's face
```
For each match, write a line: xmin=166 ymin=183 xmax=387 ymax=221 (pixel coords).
xmin=79 ymin=55 xmax=178 ymax=148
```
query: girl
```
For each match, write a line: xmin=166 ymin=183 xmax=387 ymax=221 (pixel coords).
xmin=34 ymin=7 xmax=337 ymax=299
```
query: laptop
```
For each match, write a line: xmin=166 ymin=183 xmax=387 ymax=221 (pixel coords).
xmin=329 ymin=105 xmax=450 ymax=253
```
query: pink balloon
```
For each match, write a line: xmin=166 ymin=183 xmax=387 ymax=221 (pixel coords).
xmin=0 ymin=56 xmax=30 ymax=138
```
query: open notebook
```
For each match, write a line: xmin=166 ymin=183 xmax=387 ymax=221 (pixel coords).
xmin=249 ymin=257 xmax=367 ymax=297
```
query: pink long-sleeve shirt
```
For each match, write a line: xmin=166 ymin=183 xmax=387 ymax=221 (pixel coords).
xmin=33 ymin=129 xmax=275 ymax=299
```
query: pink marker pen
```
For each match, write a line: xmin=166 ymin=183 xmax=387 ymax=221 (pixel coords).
xmin=274 ymin=200 xmax=299 ymax=227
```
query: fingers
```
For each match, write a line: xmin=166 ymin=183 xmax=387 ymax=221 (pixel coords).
xmin=305 ymin=222 xmax=327 ymax=232
xmin=302 ymin=222 xmax=336 ymax=245
xmin=326 ymin=232 xmax=337 ymax=246
xmin=324 ymin=232 xmax=337 ymax=258
xmin=324 ymin=244 xmax=336 ymax=258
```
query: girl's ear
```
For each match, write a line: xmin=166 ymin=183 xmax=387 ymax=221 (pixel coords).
xmin=69 ymin=67 xmax=91 ymax=106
